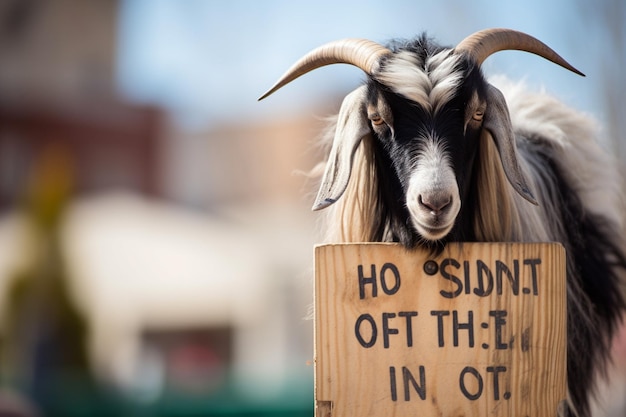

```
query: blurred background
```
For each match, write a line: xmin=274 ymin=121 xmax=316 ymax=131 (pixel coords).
xmin=0 ymin=0 xmax=623 ymax=416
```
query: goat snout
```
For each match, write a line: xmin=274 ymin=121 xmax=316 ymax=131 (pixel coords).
xmin=418 ymin=193 xmax=452 ymax=215
xmin=407 ymin=185 xmax=460 ymax=242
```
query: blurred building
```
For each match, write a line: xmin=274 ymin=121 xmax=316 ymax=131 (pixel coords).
xmin=0 ymin=0 xmax=155 ymax=204
xmin=0 ymin=1 xmax=320 ymax=414
xmin=0 ymin=100 xmax=162 ymax=209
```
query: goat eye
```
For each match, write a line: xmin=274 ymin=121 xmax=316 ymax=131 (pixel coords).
xmin=473 ymin=111 xmax=484 ymax=122
xmin=370 ymin=115 xmax=385 ymax=126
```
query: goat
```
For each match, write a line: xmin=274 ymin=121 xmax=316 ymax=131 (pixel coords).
xmin=259 ymin=28 xmax=626 ymax=417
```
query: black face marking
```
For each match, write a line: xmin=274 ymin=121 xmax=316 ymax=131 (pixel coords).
xmin=362 ymin=48 xmax=490 ymax=246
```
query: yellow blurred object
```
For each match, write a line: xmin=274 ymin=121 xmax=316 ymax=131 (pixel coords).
xmin=0 ymin=144 xmax=89 ymax=401
xmin=23 ymin=145 xmax=74 ymax=233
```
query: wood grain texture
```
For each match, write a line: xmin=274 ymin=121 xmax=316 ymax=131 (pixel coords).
xmin=314 ymin=242 xmax=566 ymax=417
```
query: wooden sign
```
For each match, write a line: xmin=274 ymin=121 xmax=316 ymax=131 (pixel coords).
xmin=314 ymin=242 xmax=566 ymax=417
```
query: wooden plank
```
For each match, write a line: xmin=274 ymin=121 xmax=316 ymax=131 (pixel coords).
xmin=314 ymin=242 xmax=566 ymax=417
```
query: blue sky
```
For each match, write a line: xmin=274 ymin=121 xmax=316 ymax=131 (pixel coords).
xmin=116 ymin=0 xmax=616 ymax=130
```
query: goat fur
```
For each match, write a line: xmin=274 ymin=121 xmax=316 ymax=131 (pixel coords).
xmin=316 ymin=75 xmax=626 ymax=416
xmin=259 ymin=31 xmax=626 ymax=416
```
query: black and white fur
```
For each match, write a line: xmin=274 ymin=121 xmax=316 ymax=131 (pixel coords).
xmin=281 ymin=34 xmax=626 ymax=416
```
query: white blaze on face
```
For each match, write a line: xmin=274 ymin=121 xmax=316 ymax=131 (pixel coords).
xmin=374 ymin=48 xmax=466 ymax=241
xmin=376 ymin=49 xmax=464 ymax=114
xmin=405 ymin=136 xmax=461 ymax=241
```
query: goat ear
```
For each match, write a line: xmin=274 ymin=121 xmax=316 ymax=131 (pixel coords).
xmin=483 ymin=84 xmax=539 ymax=205
xmin=313 ymin=85 xmax=370 ymax=210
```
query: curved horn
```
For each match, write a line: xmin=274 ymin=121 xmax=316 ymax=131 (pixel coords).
xmin=454 ymin=28 xmax=584 ymax=76
xmin=258 ymin=38 xmax=391 ymax=100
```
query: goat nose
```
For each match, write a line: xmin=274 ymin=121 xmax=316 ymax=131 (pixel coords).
xmin=418 ymin=193 xmax=452 ymax=214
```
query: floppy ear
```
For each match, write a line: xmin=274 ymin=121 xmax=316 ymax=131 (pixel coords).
xmin=313 ymin=85 xmax=371 ymax=210
xmin=483 ymin=83 xmax=538 ymax=205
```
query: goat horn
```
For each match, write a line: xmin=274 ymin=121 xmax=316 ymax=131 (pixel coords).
xmin=258 ymin=38 xmax=391 ymax=101
xmin=454 ymin=28 xmax=584 ymax=76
